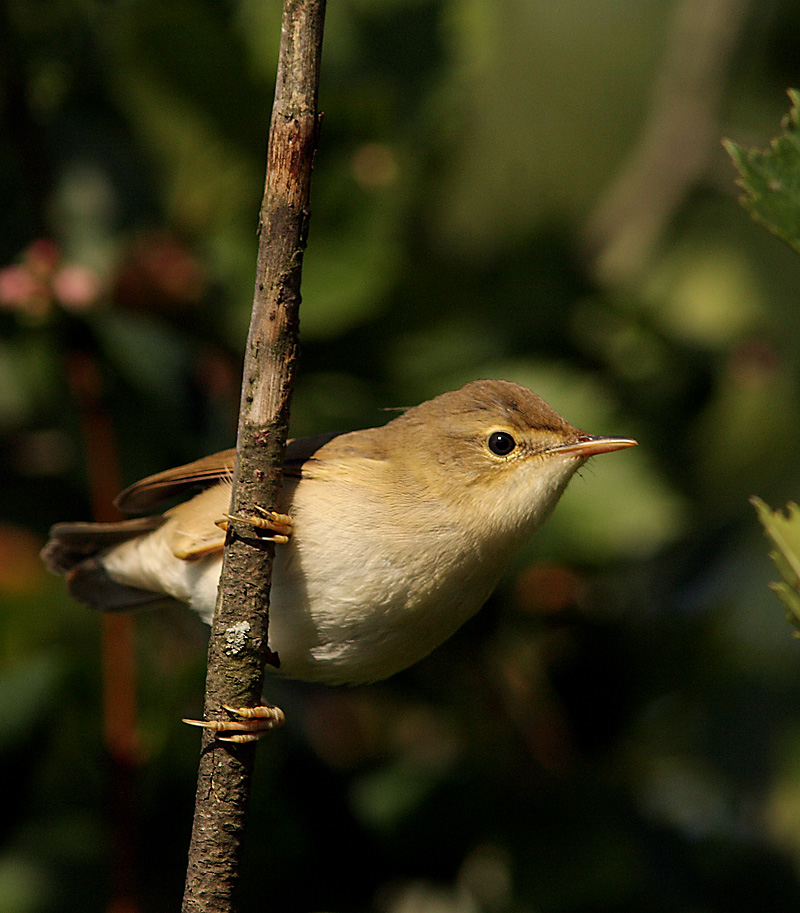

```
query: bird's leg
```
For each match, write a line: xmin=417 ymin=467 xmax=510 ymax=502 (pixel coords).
xmin=183 ymin=703 xmax=285 ymax=743
xmin=215 ymin=506 xmax=294 ymax=544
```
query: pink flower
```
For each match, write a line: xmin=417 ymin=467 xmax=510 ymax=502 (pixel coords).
xmin=53 ymin=265 xmax=101 ymax=312
xmin=0 ymin=265 xmax=49 ymax=315
xmin=0 ymin=240 xmax=102 ymax=317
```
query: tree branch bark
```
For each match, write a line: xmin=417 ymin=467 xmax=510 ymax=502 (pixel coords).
xmin=181 ymin=2 xmax=326 ymax=911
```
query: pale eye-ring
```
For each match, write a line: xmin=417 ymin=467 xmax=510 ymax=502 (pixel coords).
xmin=488 ymin=431 xmax=516 ymax=456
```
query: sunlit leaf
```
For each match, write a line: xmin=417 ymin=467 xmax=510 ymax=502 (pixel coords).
xmin=725 ymin=89 xmax=800 ymax=255
xmin=752 ymin=496 xmax=800 ymax=634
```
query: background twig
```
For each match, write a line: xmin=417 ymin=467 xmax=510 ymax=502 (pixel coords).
xmin=582 ymin=0 xmax=752 ymax=283
xmin=181 ymin=2 xmax=326 ymax=911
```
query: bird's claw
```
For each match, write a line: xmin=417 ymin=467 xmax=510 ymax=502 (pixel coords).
xmin=215 ymin=507 xmax=294 ymax=544
xmin=183 ymin=703 xmax=286 ymax=743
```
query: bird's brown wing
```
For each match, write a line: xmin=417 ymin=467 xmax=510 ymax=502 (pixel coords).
xmin=114 ymin=432 xmax=342 ymax=514
xmin=114 ymin=449 xmax=237 ymax=513
xmin=282 ymin=432 xmax=343 ymax=477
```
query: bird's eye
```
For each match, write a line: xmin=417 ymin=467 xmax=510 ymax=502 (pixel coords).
xmin=488 ymin=431 xmax=516 ymax=456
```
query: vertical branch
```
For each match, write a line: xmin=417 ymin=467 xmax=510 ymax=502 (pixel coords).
xmin=181 ymin=2 xmax=326 ymax=912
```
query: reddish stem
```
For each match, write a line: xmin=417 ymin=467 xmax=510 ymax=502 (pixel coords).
xmin=65 ymin=350 xmax=140 ymax=913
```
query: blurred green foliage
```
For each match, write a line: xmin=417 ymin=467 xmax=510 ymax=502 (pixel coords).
xmin=3 ymin=1 xmax=800 ymax=912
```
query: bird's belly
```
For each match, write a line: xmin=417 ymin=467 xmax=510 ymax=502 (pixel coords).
xmin=267 ymin=577 xmax=486 ymax=686
xmin=182 ymin=544 xmax=496 ymax=686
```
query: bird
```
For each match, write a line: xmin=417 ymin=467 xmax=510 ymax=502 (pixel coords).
xmin=42 ymin=379 xmax=635 ymax=738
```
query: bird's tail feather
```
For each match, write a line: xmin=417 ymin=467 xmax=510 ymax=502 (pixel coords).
xmin=41 ymin=517 xmax=172 ymax=612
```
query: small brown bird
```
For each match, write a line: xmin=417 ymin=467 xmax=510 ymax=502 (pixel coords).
xmin=43 ymin=380 xmax=636 ymax=690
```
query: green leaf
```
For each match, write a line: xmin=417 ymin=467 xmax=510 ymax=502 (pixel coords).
xmin=724 ymin=89 xmax=800 ymax=255
xmin=752 ymin=496 xmax=800 ymax=634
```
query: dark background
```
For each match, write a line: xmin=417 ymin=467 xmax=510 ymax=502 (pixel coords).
xmin=3 ymin=1 xmax=800 ymax=911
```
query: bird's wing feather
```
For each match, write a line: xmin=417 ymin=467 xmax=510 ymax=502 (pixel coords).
xmin=162 ymin=434 xmax=345 ymax=560
xmin=115 ymin=449 xmax=236 ymax=513
xmin=114 ymin=433 xmax=343 ymax=514
xmin=165 ymin=482 xmax=232 ymax=559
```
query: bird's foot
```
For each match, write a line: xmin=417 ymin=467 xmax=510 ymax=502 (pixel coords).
xmin=215 ymin=506 xmax=293 ymax=543
xmin=183 ymin=703 xmax=285 ymax=743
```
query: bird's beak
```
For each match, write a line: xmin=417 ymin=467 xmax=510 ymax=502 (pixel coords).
xmin=548 ymin=435 xmax=638 ymax=458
